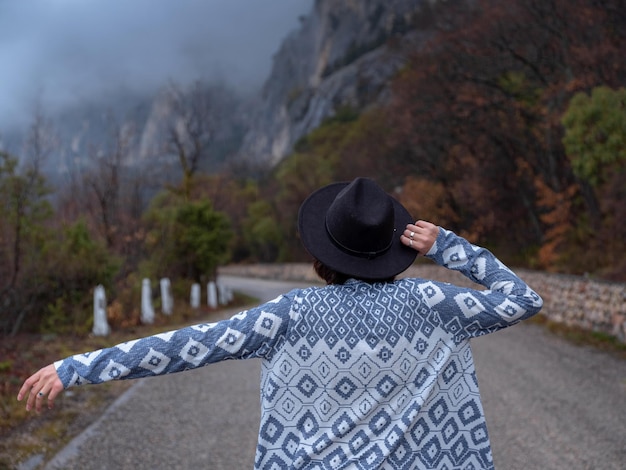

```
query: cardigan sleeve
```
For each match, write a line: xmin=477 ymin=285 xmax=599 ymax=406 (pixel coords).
xmin=416 ymin=227 xmax=543 ymax=340
xmin=54 ymin=290 xmax=296 ymax=389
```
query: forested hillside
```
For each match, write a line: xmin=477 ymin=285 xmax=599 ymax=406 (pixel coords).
xmin=257 ymin=0 xmax=625 ymax=275
xmin=1 ymin=0 xmax=624 ymax=336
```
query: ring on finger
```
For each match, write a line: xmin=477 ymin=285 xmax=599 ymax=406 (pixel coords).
xmin=409 ymin=240 xmax=413 ymax=247
xmin=37 ymin=392 xmax=44 ymax=398
xmin=410 ymin=231 xmax=414 ymax=239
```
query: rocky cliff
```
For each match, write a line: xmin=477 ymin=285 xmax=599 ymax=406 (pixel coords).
xmin=238 ymin=0 xmax=432 ymax=166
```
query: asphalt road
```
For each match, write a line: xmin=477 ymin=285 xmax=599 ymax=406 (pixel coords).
xmin=43 ymin=276 xmax=626 ymax=470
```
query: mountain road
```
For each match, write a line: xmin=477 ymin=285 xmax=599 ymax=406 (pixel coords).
xmin=43 ymin=276 xmax=626 ymax=470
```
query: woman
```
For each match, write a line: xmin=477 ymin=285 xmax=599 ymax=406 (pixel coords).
xmin=19 ymin=177 xmax=543 ymax=469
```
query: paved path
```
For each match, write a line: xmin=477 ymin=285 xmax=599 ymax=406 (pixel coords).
xmin=472 ymin=324 xmax=625 ymax=469
xmin=45 ymin=276 xmax=626 ymax=469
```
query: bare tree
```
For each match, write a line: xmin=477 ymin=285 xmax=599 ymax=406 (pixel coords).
xmin=22 ymin=103 xmax=58 ymax=174
xmin=163 ymin=80 xmax=216 ymax=200
xmin=83 ymin=116 xmax=135 ymax=248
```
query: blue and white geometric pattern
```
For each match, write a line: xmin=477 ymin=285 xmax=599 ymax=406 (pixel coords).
xmin=55 ymin=228 xmax=543 ymax=469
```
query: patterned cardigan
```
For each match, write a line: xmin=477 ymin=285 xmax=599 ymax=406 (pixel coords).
xmin=55 ymin=228 xmax=543 ymax=469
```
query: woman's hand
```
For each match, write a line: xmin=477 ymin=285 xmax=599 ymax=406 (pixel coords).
xmin=17 ymin=364 xmax=64 ymax=412
xmin=401 ymin=220 xmax=439 ymax=255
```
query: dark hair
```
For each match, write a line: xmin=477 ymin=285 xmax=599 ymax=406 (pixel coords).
xmin=313 ymin=259 xmax=395 ymax=285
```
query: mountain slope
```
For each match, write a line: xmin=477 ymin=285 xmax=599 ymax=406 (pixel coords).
xmin=238 ymin=0 xmax=433 ymax=165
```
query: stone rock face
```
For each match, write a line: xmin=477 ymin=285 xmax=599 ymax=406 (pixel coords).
xmin=238 ymin=0 xmax=431 ymax=165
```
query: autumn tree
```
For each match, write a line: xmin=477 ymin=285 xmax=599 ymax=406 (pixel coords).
xmin=385 ymin=0 xmax=626 ymax=268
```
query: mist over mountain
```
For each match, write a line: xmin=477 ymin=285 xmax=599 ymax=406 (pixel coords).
xmin=0 ymin=0 xmax=312 ymax=156
xmin=1 ymin=0 xmax=437 ymax=179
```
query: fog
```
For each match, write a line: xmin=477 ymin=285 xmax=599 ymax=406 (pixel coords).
xmin=0 ymin=0 xmax=312 ymax=132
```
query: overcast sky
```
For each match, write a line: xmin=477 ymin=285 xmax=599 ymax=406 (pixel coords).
xmin=0 ymin=0 xmax=312 ymax=132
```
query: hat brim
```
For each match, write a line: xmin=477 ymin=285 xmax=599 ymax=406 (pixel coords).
xmin=298 ymin=182 xmax=417 ymax=280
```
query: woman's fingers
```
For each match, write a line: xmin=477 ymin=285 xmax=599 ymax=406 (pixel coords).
xmin=17 ymin=371 xmax=41 ymax=411
xmin=17 ymin=364 xmax=63 ymax=412
xmin=401 ymin=220 xmax=439 ymax=254
xmin=17 ymin=374 xmax=37 ymax=403
xmin=402 ymin=225 xmax=425 ymax=252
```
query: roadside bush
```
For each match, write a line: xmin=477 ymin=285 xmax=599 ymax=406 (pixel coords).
xmin=40 ymin=219 xmax=121 ymax=334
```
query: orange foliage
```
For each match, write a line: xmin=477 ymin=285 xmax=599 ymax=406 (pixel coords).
xmin=398 ymin=177 xmax=460 ymax=229
xmin=535 ymin=179 xmax=578 ymax=268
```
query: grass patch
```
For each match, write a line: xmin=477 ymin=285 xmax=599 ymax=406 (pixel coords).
xmin=529 ymin=314 xmax=626 ymax=360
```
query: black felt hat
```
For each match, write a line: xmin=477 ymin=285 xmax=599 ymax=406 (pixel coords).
xmin=297 ymin=177 xmax=417 ymax=279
